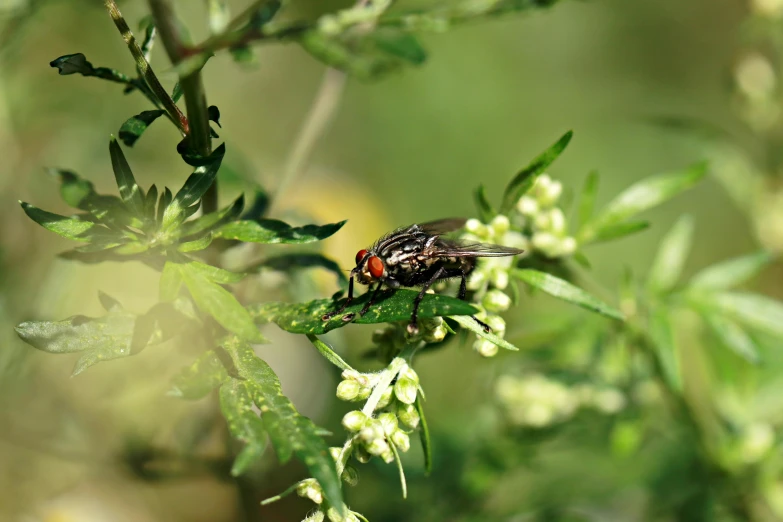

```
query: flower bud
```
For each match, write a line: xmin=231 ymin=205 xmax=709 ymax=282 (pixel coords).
xmin=485 ymin=314 xmax=506 ymax=335
xmin=357 ymin=386 xmax=372 ymax=401
xmin=380 ymin=447 xmax=395 ymax=463
xmin=740 ymin=422 xmax=775 ymax=463
xmin=465 ymin=218 xmax=489 ymax=238
xmin=359 ymin=420 xmax=385 ymax=443
xmin=391 ymin=430 xmax=411 ymax=452
xmin=539 ymin=180 xmax=563 ymax=207
xmin=423 ymin=324 xmax=448 ymax=343
xmin=490 ymin=215 xmax=510 ymax=235
xmin=354 ymin=444 xmax=372 ymax=463
xmin=502 ymin=230 xmax=529 ymax=250
xmin=394 ymin=377 xmax=418 ymax=404
xmin=531 ymin=232 xmax=560 ymax=257
xmin=397 ymin=403 xmax=421 ymax=429
xmin=400 ymin=365 xmax=419 ymax=384
xmin=491 ymin=269 xmax=509 ymax=290
xmin=329 ymin=447 xmax=342 ymax=461
xmin=296 ymin=478 xmax=323 ymax=504
xmin=341 ymin=369 xmax=369 ymax=387
xmin=342 ymin=410 xmax=368 ymax=432
xmin=336 ymin=380 xmax=361 ymax=401
xmin=375 ymin=385 xmax=394 ymax=409
xmin=533 ymin=174 xmax=552 ymax=199
xmin=296 ymin=478 xmax=316 ymax=497
xmin=516 ymin=196 xmax=539 ymax=217
xmin=474 ymin=339 xmax=499 ymax=358
xmin=534 ymin=212 xmax=551 ymax=231
xmin=365 ymin=437 xmax=390 ymax=456
xmin=558 ymin=236 xmax=577 ymax=256
xmin=483 ymin=289 xmax=511 ymax=313
xmin=593 ymin=388 xmax=626 ymax=414
xmin=303 ymin=510 xmax=325 ymax=522
xmin=548 ymin=208 xmax=566 ymax=235
xmin=466 ymin=269 xmax=487 ymax=291
xmin=327 ymin=506 xmax=354 ymax=522
xmin=342 ymin=465 xmax=360 ymax=486
xmin=377 ymin=412 xmax=399 ymax=435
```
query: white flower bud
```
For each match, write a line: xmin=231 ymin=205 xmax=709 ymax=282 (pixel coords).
xmin=391 ymin=430 xmax=411 ymax=452
xmin=342 ymin=465 xmax=359 ymax=486
xmin=474 ymin=339 xmax=499 ymax=358
xmin=377 ymin=412 xmax=398 ymax=435
xmin=532 ymin=232 xmax=560 ymax=257
xmin=297 ymin=478 xmax=323 ymax=504
xmin=342 ymin=410 xmax=368 ymax=432
xmin=465 ymin=218 xmax=489 ymax=238
xmin=365 ymin=437 xmax=390 ymax=457
xmin=357 ymin=386 xmax=372 ymax=401
xmin=534 ymin=212 xmax=551 ymax=231
xmin=490 ymin=215 xmax=510 ymax=235
xmin=593 ymin=388 xmax=626 ymax=414
xmin=485 ymin=315 xmax=506 ymax=335
xmin=336 ymin=380 xmax=361 ymax=401
xmin=548 ymin=208 xmax=566 ymax=235
xmin=523 ymin=403 xmax=553 ymax=427
xmin=466 ymin=269 xmax=487 ymax=291
xmin=516 ymin=196 xmax=539 ymax=217
xmin=375 ymin=386 xmax=394 ymax=409
xmin=501 ymin=231 xmax=529 ymax=251
xmin=303 ymin=510 xmax=325 ymax=522
xmin=740 ymin=423 xmax=775 ymax=463
xmin=491 ymin=269 xmax=509 ymax=290
xmin=483 ymin=289 xmax=511 ymax=313
xmin=423 ymin=324 xmax=448 ymax=343
xmin=534 ymin=174 xmax=552 ymax=197
xmin=394 ymin=377 xmax=418 ymax=405
xmin=354 ymin=444 xmax=372 ymax=463
xmin=539 ymin=180 xmax=563 ymax=207
xmin=558 ymin=236 xmax=577 ymax=257
xmin=400 ymin=365 xmax=419 ymax=384
xmin=397 ymin=403 xmax=420 ymax=429
xmin=341 ymin=369 xmax=369 ymax=387
xmin=296 ymin=478 xmax=316 ymax=496
xmin=736 ymin=52 xmax=777 ymax=101
xmin=359 ymin=420 xmax=385 ymax=443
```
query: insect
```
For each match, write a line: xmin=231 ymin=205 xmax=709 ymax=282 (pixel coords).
xmin=321 ymin=218 xmax=524 ymax=334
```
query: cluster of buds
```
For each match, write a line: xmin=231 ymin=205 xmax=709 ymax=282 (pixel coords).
xmin=733 ymin=51 xmax=779 ymax=132
xmin=495 ymin=373 xmax=627 ymax=428
xmin=513 ymin=174 xmax=577 ymax=258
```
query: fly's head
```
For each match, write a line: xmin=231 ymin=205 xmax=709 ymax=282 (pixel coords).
xmin=353 ymin=248 xmax=386 ymax=285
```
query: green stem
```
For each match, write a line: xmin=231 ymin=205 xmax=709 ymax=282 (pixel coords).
xmin=148 ymin=0 xmax=217 ymax=215
xmin=104 ymin=0 xmax=187 ymax=135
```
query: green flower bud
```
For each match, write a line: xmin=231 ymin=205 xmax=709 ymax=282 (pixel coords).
xmin=531 ymin=232 xmax=560 ymax=257
xmin=491 ymin=269 xmax=509 ymax=290
xmin=466 ymin=268 xmax=487 ymax=291
xmin=483 ymin=289 xmax=511 ymax=313
xmin=357 ymin=385 xmax=372 ymax=401
xmin=354 ymin=444 xmax=372 ymax=463
xmin=342 ymin=410 xmax=368 ymax=432
xmin=534 ymin=211 xmax=551 ymax=231
xmin=336 ymin=380 xmax=361 ymax=401
xmin=341 ymin=369 xmax=369 ymax=387
xmin=400 ymin=365 xmax=419 ymax=384
xmin=558 ymin=236 xmax=577 ymax=256
xmin=397 ymin=403 xmax=421 ymax=429
xmin=485 ymin=314 xmax=506 ymax=335
xmin=516 ymin=196 xmax=539 ymax=217
xmin=327 ymin=506 xmax=357 ymax=522
xmin=474 ymin=338 xmax=499 ymax=358
xmin=394 ymin=377 xmax=418 ymax=404
xmin=303 ymin=510 xmax=325 ymax=522
xmin=359 ymin=420 xmax=384 ymax=443
xmin=549 ymin=208 xmax=566 ymax=235
xmin=391 ymin=430 xmax=411 ymax=452
xmin=342 ymin=465 xmax=360 ymax=486
xmin=296 ymin=478 xmax=316 ymax=497
xmin=297 ymin=478 xmax=323 ymax=504
xmin=539 ymin=179 xmax=563 ymax=207
xmin=465 ymin=218 xmax=490 ymax=238
xmin=424 ymin=324 xmax=448 ymax=343
xmin=490 ymin=215 xmax=510 ymax=235
xmin=380 ymin=447 xmax=395 ymax=463
xmin=365 ymin=437 xmax=390 ymax=457
xmin=375 ymin=386 xmax=394 ymax=409
xmin=377 ymin=412 xmax=399 ymax=435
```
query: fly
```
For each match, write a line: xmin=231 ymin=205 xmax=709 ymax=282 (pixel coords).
xmin=321 ymin=218 xmax=524 ymax=334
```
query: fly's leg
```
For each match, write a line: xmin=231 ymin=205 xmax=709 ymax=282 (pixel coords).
xmin=322 ymin=275 xmax=355 ymax=321
xmin=456 ymin=269 xmax=491 ymax=333
xmin=358 ymin=283 xmax=384 ymax=317
xmin=408 ymin=267 xmax=446 ymax=335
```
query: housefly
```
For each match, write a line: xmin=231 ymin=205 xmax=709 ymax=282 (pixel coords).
xmin=321 ymin=218 xmax=524 ymax=334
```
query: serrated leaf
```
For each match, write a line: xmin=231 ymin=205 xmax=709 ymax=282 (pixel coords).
xmin=250 ymin=253 xmax=348 ymax=289
xmin=648 ymin=306 xmax=681 ymax=392
xmin=118 ymin=110 xmax=165 ymax=147
xmin=500 ymin=131 xmax=573 ymax=213
xmin=689 ymin=251 xmax=774 ymax=291
xmin=220 ymin=378 xmax=267 ymax=476
xmin=450 ymin=315 xmax=519 ymax=351
xmin=372 ymin=29 xmax=427 ymax=65
xmin=473 ymin=184 xmax=495 ymax=223
xmin=250 ymin=289 xmax=478 ymax=335
xmin=647 ymin=215 xmax=694 ymax=294
xmin=577 ymin=170 xmax=599 ymax=229
xmin=109 ymin=137 xmax=146 ymax=216
xmin=584 ymin=162 xmax=707 ymax=241
xmin=170 ymin=350 xmax=231 ymax=399
xmin=215 ymin=219 xmax=346 ymax=244
xmin=701 ymin=312 xmax=760 ymax=364
xmin=512 ymin=269 xmax=624 ymax=320
xmin=163 ymin=144 xmax=226 ymax=228
xmin=20 ymin=202 xmax=95 ymax=241
xmin=179 ymin=263 xmax=265 ymax=342
xmin=223 ymin=339 xmax=344 ymax=514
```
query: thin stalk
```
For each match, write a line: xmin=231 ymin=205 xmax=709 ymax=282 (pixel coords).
xmin=104 ymin=0 xmax=187 ymax=135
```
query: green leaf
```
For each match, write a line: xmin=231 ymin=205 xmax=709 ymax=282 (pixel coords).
xmin=52 ymin=169 xmax=95 ymax=209
xmin=223 ymin=339 xmax=344 ymax=513
xmin=703 ymin=292 xmax=783 ymax=339
xmin=242 ymin=190 xmax=270 ymax=221
xmin=180 ymin=194 xmax=245 ymax=238
xmin=109 ymin=137 xmax=146 ymax=216
xmin=647 ymin=215 xmax=694 ymax=294
xmin=250 ymin=253 xmax=348 ymax=289
xmin=372 ymin=29 xmax=427 ymax=65
xmin=577 ymin=170 xmax=599 ymax=229
xmin=220 ymin=378 xmax=267 ymax=476
xmin=118 ymin=110 xmax=165 ymax=147
xmin=160 ymin=261 xmax=184 ymax=301
xmin=450 ymin=315 xmax=519 ymax=351
xmin=701 ymin=312 xmax=760 ymax=364
xmin=306 ymin=334 xmax=354 ymax=371
xmin=163 ymin=144 xmax=226 ymax=228
xmin=179 ymin=263 xmax=266 ymax=342
xmin=415 ymin=396 xmax=432 ymax=475
xmin=473 ymin=184 xmax=496 ymax=223
xmin=50 ymin=53 xmax=131 ymax=84
xmin=216 ymin=219 xmax=347 ymax=244
xmin=185 ymin=261 xmax=246 ymax=284
xmin=250 ymin=289 xmax=478 ymax=335
xmin=177 ymin=235 xmax=213 ymax=252
xmin=20 ymin=202 xmax=95 ymax=241
xmin=512 ymin=269 xmax=624 ymax=321
xmin=170 ymin=350 xmax=231 ymax=400
xmin=144 ymin=184 xmax=159 ymax=221
xmin=589 ymin=220 xmax=650 ymax=244
xmin=500 ymin=130 xmax=573 ymax=213
xmin=648 ymin=306 xmax=682 ymax=392
xmin=585 ymin=162 xmax=707 ymax=241
xmin=689 ymin=251 xmax=774 ymax=291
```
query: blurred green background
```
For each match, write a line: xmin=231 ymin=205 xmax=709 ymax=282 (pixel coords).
xmin=1 ymin=0 xmax=778 ymax=521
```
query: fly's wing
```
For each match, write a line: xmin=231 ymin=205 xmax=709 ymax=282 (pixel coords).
xmin=417 ymin=218 xmax=468 ymax=236
xmin=430 ymin=238 xmax=524 ymax=258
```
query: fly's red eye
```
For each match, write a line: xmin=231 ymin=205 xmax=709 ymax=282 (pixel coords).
xmin=368 ymin=256 xmax=384 ymax=279
xmin=355 ymin=249 xmax=369 ymax=265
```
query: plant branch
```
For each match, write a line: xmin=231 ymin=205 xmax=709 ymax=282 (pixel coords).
xmin=148 ymin=0 xmax=217 ymax=214
xmin=104 ymin=0 xmax=187 ymax=135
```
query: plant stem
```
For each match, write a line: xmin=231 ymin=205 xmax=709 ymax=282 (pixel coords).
xmin=267 ymin=67 xmax=347 ymax=216
xmin=104 ymin=0 xmax=187 ymax=135
xmin=148 ymin=0 xmax=217 ymax=214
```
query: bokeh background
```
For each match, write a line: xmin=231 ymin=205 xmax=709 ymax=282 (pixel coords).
xmin=1 ymin=0 xmax=781 ymax=521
